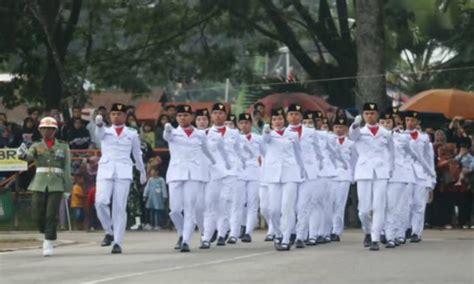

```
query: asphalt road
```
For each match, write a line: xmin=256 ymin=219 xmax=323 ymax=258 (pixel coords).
xmin=0 ymin=229 xmax=473 ymax=284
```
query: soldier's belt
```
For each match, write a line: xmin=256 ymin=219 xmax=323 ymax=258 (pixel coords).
xmin=36 ymin=167 xmax=64 ymax=174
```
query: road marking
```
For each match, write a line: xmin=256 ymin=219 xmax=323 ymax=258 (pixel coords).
xmin=81 ymin=250 xmax=275 ymax=284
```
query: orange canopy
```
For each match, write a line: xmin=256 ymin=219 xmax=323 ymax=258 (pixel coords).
xmin=400 ymin=89 xmax=474 ymax=120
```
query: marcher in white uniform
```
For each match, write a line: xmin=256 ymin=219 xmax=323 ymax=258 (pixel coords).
xmin=200 ymin=103 xmax=239 ymax=249
xmin=237 ymin=113 xmax=265 ymax=243
xmin=284 ymin=106 xmax=322 ymax=249
xmin=193 ymin=108 xmax=211 ymax=237
xmin=403 ymin=111 xmax=436 ymax=243
xmin=94 ymin=103 xmax=146 ymax=254
xmin=349 ymin=102 xmax=395 ymax=251
xmin=261 ymin=107 xmax=304 ymax=251
xmin=164 ymin=105 xmax=215 ymax=252
xmin=379 ymin=111 xmax=415 ymax=248
xmin=331 ymin=115 xmax=355 ymax=242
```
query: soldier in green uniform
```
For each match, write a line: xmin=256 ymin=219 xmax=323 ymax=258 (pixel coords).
xmin=17 ymin=116 xmax=72 ymax=256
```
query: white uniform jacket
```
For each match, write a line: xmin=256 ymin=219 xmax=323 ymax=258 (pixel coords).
xmin=164 ymin=126 xmax=214 ymax=183
xmin=406 ymin=130 xmax=436 ymax=187
xmin=389 ymin=130 xmax=416 ymax=184
xmin=239 ymin=133 xmax=265 ymax=181
xmin=333 ymin=136 xmax=356 ymax=182
xmin=96 ymin=126 xmax=145 ymax=180
xmin=349 ymin=124 xmax=395 ymax=181
xmin=261 ymin=128 xmax=303 ymax=183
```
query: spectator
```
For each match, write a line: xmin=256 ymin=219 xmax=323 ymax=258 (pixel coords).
xmin=127 ymin=105 xmax=136 ymax=115
xmin=86 ymin=185 xmax=99 ymax=231
xmin=97 ymin=106 xmax=109 ymax=126
xmin=27 ymin=107 xmax=41 ymax=127
xmin=0 ymin=127 xmax=16 ymax=148
xmin=71 ymin=175 xmax=86 ymax=230
xmin=62 ymin=106 xmax=88 ymax=139
xmin=252 ymin=110 xmax=264 ymax=134
xmin=154 ymin=114 xmax=170 ymax=148
xmin=164 ymin=105 xmax=178 ymax=127
xmin=254 ymin=102 xmax=269 ymax=123
xmin=19 ymin=117 xmax=41 ymax=147
xmin=66 ymin=118 xmax=91 ymax=150
xmin=143 ymin=167 xmax=168 ymax=230
xmin=142 ymin=122 xmax=155 ymax=147
xmin=446 ymin=116 xmax=470 ymax=149
xmin=126 ymin=113 xmax=140 ymax=131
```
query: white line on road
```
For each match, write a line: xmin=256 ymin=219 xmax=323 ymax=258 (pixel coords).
xmin=81 ymin=250 xmax=275 ymax=284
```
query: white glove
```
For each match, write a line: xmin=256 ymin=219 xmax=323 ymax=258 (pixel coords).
xmin=63 ymin=192 xmax=71 ymax=199
xmin=263 ymin=124 xmax=271 ymax=134
xmin=354 ymin=115 xmax=362 ymax=125
xmin=16 ymin=143 xmax=28 ymax=159
xmin=95 ymin=115 xmax=103 ymax=127
xmin=140 ymin=172 xmax=147 ymax=185
xmin=164 ymin=123 xmax=173 ymax=133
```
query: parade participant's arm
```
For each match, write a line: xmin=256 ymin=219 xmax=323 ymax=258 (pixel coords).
xmin=162 ymin=123 xmax=174 ymax=142
xmin=262 ymin=124 xmax=271 ymax=144
xmin=216 ymin=136 xmax=231 ymax=170
xmin=291 ymin=136 xmax=305 ymax=179
xmin=348 ymin=115 xmax=362 ymax=141
xmin=199 ymin=134 xmax=216 ymax=165
xmin=259 ymin=138 xmax=266 ymax=157
xmin=350 ymin=143 xmax=358 ymax=182
xmin=63 ymin=144 xmax=73 ymax=193
xmin=327 ymin=135 xmax=347 ymax=169
xmin=387 ymin=133 xmax=395 ymax=177
xmin=16 ymin=143 xmax=32 ymax=161
xmin=425 ymin=141 xmax=437 ymax=178
xmin=312 ymin=132 xmax=324 ymax=162
xmin=94 ymin=115 xmax=105 ymax=140
xmin=131 ymin=133 xmax=147 ymax=184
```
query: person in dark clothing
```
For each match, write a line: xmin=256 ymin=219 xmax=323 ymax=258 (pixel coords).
xmin=19 ymin=117 xmax=41 ymax=147
xmin=154 ymin=114 xmax=170 ymax=148
xmin=62 ymin=106 xmax=88 ymax=139
xmin=66 ymin=118 xmax=91 ymax=150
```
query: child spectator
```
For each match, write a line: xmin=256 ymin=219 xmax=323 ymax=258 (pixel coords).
xmin=142 ymin=123 xmax=155 ymax=149
xmin=143 ymin=167 xmax=168 ymax=230
xmin=71 ymin=175 xmax=86 ymax=230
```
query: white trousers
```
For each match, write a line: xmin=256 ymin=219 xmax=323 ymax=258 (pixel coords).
xmin=229 ymin=179 xmax=245 ymax=239
xmin=168 ymin=181 xmax=204 ymax=244
xmin=242 ymin=180 xmax=260 ymax=235
xmin=259 ymin=184 xmax=274 ymax=236
xmin=410 ymin=184 xmax=430 ymax=236
xmin=309 ymin=177 xmax=330 ymax=238
xmin=296 ymin=179 xmax=317 ymax=240
xmin=194 ymin=183 xmax=206 ymax=235
xmin=357 ymin=179 xmax=388 ymax=242
xmin=331 ymin=180 xmax=351 ymax=236
xmin=386 ymin=182 xmax=412 ymax=241
xmin=268 ymin=182 xmax=298 ymax=244
xmin=202 ymin=176 xmax=237 ymax=241
xmin=95 ymin=178 xmax=131 ymax=245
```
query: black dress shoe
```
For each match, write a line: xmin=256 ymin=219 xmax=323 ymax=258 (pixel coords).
xmin=316 ymin=236 xmax=325 ymax=244
xmin=210 ymin=230 xmax=218 ymax=243
xmin=394 ymin=239 xmax=401 ymax=246
xmin=217 ymin=237 xmax=226 ymax=246
xmin=295 ymin=239 xmax=305 ymax=248
xmin=264 ymin=234 xmax=274 ymax=242
xmin=306 ymin=238 xmax=317 ymax=246
xmin=180 ymin=243 xmax=190 ymax=252
xmin=224 ymin=231 xmax=230 ymax=241
xmin=386 ymin=240 xmax=396 ymax=248
xmin=276 ymin=243 xmax=290 ymax=251
xmin=363 ymin=234 xmax=371 ymax=247
xmin=330 ymin=234 xmax=341 ymax=242
xmin=289 ymin=234 xmax=297 ymax=246
xmin=273 ymin=237 xmax=283 ymax=245
xmin=380 ymin=234 xmax=388 ymax=245
xmin=410 ymin=234 xmax=421 ymax=243
xmin=405 ymin=228 xmax=412 ymax=239
xmin=241 ymin=234 xmax=252 ymax=243
xmin=174 ymin=236 xmax=183 ymax=250
xmin=111 ymin=244 xmax=122 ymax=254
xmin=239 ymin=226 xmax=246 ymax=239
xmin=369 ymin=242 xmax=380 ymax=251
xmin=199 ymin=241 xmax=210 ymax=249
xmin=324 ymin=236 xmax=331 ymax=243
xmin=101 ymin=234 xmax=114 ymax=247
xmin=227 ymin=237 xmax=237 ymax=244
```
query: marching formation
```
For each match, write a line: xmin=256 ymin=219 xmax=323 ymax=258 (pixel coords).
xmin=18 ymin=101 xmax=436 ymax=256
xmin=159 ymin=101 xmax=436 ymax=253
